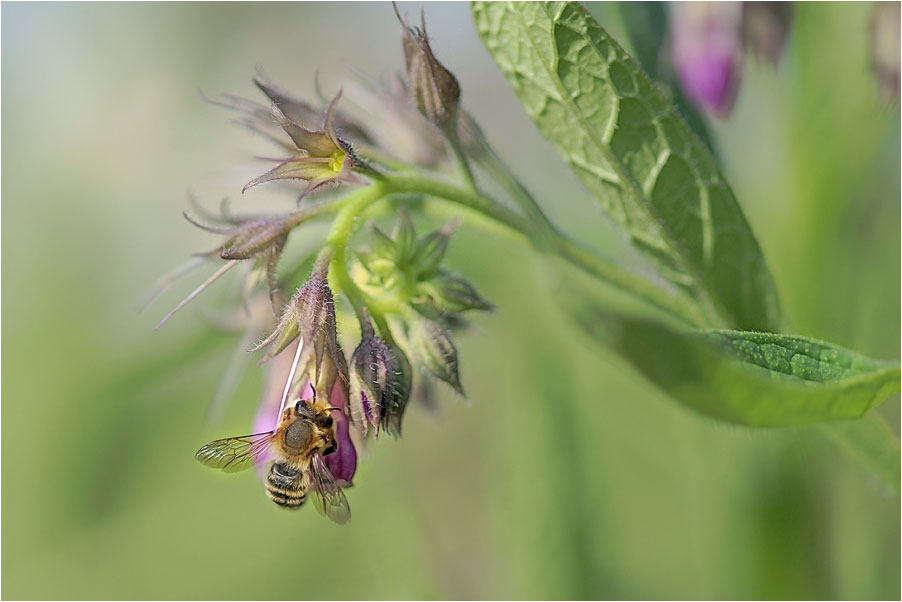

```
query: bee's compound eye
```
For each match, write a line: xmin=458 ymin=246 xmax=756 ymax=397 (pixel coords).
xmin=294 ymin=400 xmax=304 ymax=413
xmin=324 ymin=416 xmax=333 ymax=427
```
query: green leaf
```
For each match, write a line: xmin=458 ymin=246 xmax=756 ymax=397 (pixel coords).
xmin=570 ymin=304 xmax=900 ymax=427
xmin=472 ymin=1 xmax=780 ymax=330
xmin=574 ymin=302 xmax=899 ymax=491
xmin=613 ymin=2 xmax=716 ymax=154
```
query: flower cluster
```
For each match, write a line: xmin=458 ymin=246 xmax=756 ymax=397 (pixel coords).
xmin=154 ymin=4 xmax=489 ymax=511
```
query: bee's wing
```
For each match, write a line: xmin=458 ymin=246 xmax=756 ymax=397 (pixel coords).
xmin=308 ymin=453 xmax=351 ymax=524
xmin=195 ymin=431 xmax=277 ymax=473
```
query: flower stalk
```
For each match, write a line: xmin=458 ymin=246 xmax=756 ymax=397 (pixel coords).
xmin=167 ymin=3 xmax=717 ymax=520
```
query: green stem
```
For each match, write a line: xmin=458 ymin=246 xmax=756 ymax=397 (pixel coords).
xmin=316 ymin=172 xmax=706 ymax=328
xmin=325 ymin=182 xmax=400 ymax=317
xmin=380 ymin=173 xmax=707 ymax=328
xmin=285 ymin=195 xmax=355 ymax=228
xmin=355 ymin=145 xmax=411 ymax=173
xmin=466 ymin=123 xmax=558 ymax=236
xmin=445 ymin=128 xmax=479 ymax=192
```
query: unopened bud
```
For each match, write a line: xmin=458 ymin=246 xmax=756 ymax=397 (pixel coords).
xmin=424 ymin=272 xmax=492 ymax=313
xmin=252 ymin=258 xmax=333 ymax=362
xmin=870 ymin=2 xmax=901 ymax=102
xmin=671 ymin=2 xmax=743 ymax=118
xmin=382 ymin=343 xmax=413 ymax=436
xmin=348 ymin=311 xmax=391 ymax=435
xmin=392 ymin=208 xmax=417 ymax=264
xmin=410 ymin=224 xmax=452 ymax=280
xmin=742 ymin=2 xmax=793 ymax=68
xmin=412 ymin=317 xmax=463 ymax=395
xmin=184 ymin=213 xmax=291 ymax=262
xmin=220 ymin=220 xmax=289 ymax=261
xmin=395 ymin=3 xmax=461 ymax=133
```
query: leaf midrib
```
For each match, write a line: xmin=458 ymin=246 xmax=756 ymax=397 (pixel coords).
xmin=506 ymin=1 xmax=725 ymax=325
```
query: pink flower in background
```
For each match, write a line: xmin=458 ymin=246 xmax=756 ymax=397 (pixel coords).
xmin=670 ymin=2 xmax=744 ymax=118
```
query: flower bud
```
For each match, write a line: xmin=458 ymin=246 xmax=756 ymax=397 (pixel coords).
xmin=359 ymin=225 xmax=398 ymax=281
xmin=423 ymin=272 xmax=492 ymax=314
xmin=210 ymin=219 xmax=290 ymax=262
xmin=870 ymin=2 xmax=901 ymax=102
xmin=412 ymin=317 xmax=463 ymax=395
xmin=252 ymin=258 xmax=332 ymax=363
xmin=410 ymin=227 xmax=451 ymax=281
xmin=670 ymin=2 xmax=743 ymax=118
xmin=348 ymin=312 xmax=391 ymax=435
xmin=742 ymin=2 xmax=792 ymax=68
xmin=392 ymin=208 xmax=417 ymax=264
xmin=395 ymin=4 xmax=461 ymax=133
xmin=382 ymin=343 xmax=413 ymax=437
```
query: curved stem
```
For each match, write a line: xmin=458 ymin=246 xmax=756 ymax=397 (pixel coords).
xmin=468 ymin=126 xmax=558 ymax=236
xmin=380 ymin=173 xmax=707 ymax=328
xmin=324 ymin=182 xmax=400 ymax=318
xmin=285 ymin=194 xmax=357 ymax=228
xmin=444 ymin=128 xmax=478 ymax=192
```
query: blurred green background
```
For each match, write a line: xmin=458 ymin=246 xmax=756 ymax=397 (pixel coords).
xmin=2 ymin=2 xmax=899 ymax=599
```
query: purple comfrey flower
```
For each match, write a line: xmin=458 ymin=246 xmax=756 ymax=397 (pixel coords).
xmin=670 ymin=2 xmax=744 ymax=118
xmin=322 ymin=379 xmax=356 ymax=487
xmin=252 ymin=356 xmax=356 ymax=486
xmin=243 ymin=90 xmax=366 ymax=203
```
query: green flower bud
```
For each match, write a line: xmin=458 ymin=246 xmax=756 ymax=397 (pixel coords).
xmin=392 ymin=208 xmax=417 ymax=264
xmin=412 ymin=317 xmax=463 ymax=396
xmin=410 ymin=228 xmax=450 ymax=281
xmin=422 ymin=272 xmax=492 ymax=313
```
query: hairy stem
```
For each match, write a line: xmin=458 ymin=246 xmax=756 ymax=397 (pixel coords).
xmin=444 ymin=128 xmax=478 ymax=192
xmin=380 ymin=173 xmax=708 ymax=327
xmin=325 ymin=183 xmax=401 ymax=317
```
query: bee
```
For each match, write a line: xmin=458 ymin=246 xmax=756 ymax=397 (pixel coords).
xmin=195 ymin=393 xmax=351 ymax=524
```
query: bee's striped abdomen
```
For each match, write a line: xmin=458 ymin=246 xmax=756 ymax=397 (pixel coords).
xmin=266 ymin=462 xmax=308 ymax=510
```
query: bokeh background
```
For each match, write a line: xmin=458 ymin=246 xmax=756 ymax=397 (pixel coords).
xmin=3 ymin=2 xmax=899 ymax=599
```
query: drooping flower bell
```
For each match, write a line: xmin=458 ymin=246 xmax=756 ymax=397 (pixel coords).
xmin=670 ymin=2 xmax=744 ymax=118
xmin=243 ymin=90 xmax=366 ymax=202
xmin=252 ymin=255 xmax=357 ymax=485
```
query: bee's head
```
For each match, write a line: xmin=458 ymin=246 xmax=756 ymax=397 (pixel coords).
xmin=293 ymin=398 xmax=316 ymax=419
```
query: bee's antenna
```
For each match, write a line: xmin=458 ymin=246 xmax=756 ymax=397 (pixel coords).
xmin=310 ymin=385 xmax=317 ymax=402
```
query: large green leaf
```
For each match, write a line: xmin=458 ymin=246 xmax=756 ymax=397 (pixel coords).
xmin=612 ymin=2 xmax=715 ymax=154
xmin=568 ymin=292 xmax=900 ymax=488
xmin=611 ymin=320 xmax=899 ymax=427
xmin=472 ymin=1 xmax=780 ymax=331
